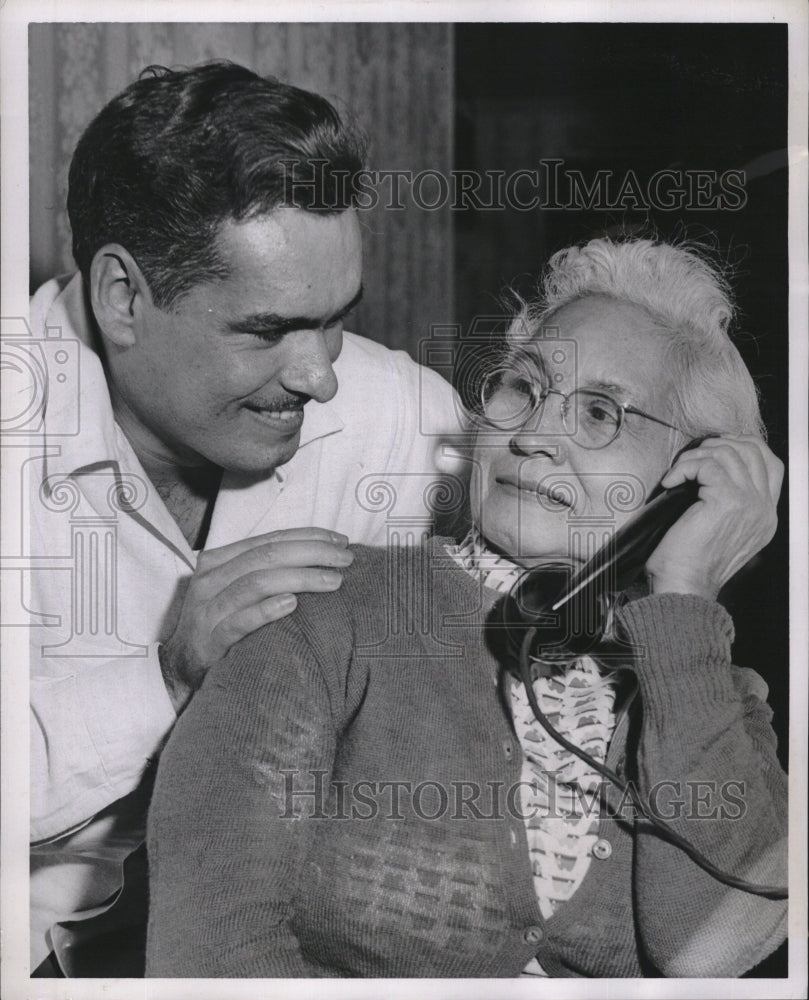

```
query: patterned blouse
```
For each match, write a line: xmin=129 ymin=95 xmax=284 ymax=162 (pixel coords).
xmin=446 ymin=527 xmax=618 ymax=975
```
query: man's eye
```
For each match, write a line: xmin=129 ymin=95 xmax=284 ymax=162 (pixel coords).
xmin=251 ymin=330 xmax=284 ymax=345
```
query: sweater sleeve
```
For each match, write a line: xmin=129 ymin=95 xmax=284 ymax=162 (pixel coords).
xmin=614 ymin=594 xmax=788 ymax=977
xmin=145 ymin=601 xmax=353 ymax=978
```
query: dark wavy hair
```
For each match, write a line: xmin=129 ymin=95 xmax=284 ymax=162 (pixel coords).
xmin=68 ymin=61 xmax=368 ymax=308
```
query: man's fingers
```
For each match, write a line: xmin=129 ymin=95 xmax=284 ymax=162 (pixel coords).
xmin=197 ymin=539 xmax=354 ymax=590
xmin=212 ymin=594 xmax=300 ymax=655
xmin=196 ymin=527 xmax=349 ymax=571
xmin=208 ymin=565 xmax=346 ymax=622
xmin=172 ymin=534 xmax=355 ymax=674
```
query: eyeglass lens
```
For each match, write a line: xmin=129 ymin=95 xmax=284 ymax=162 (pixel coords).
xmin=480 ymin=367 xmax=623 ymax=447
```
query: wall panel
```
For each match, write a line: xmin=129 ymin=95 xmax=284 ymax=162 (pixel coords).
xmin=28 ymin=22 xmax=454 ymax=360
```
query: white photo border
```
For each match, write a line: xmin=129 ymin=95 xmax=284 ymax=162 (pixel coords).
xmin=2 ymin=2 xmax=806 ymax=999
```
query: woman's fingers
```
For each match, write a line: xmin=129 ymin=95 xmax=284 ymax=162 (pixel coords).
xmin=647 ymin=435 xmax=783 ymax=598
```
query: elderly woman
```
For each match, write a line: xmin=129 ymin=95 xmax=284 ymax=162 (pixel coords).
xmin=146 ymin=237 xmax=787 ymax=978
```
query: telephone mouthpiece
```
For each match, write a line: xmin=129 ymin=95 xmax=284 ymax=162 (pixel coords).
xmin=500 ymin=562 xmax=608 ymax=663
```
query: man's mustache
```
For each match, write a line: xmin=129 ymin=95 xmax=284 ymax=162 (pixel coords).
xmin=244 ymin=393 xmax=310 ymax=411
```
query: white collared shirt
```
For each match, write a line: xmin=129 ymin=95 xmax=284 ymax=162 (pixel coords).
xmin=26 ymin=273 xmax=465 ymax=970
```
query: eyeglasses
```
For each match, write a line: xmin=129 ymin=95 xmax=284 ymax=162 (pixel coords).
xmin=478 ymin=358 xmax=683 ymax=450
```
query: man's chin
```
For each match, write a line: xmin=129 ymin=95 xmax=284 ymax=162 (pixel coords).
xmin=217 ymin=432 xmax=302 ymax=479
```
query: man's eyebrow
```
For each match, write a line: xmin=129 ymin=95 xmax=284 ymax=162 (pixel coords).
xmin=227 ymin=285 xmax=364 ymax=335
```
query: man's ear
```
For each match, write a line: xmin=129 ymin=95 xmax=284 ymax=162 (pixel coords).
xmin=89 ymin=245 xmax=153 ymax=348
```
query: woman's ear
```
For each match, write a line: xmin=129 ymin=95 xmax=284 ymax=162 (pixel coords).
xmin=88 ymin=245 xmax=152 ymax=348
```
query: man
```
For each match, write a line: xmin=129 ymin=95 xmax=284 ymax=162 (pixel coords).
xmin=28 ymin=61 xmax=463 ymax=975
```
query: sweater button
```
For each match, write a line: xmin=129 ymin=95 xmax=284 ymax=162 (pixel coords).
xmin=503 ymin=740 xmax=514 ymax=759
xmin=522 ymin=925 xmax=545 ymax=945
xmin=592 ymin=838 xmax=612 ymax=860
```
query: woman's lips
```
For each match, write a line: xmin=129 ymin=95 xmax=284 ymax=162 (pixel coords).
xmin=495 ymin=475 xmax=572 ymax=508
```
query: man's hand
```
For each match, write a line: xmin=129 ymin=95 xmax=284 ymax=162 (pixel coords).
xmin=645 ymin=435 xmax=784 ymax=600
xmin=159 ymin=527 xmax=354 ymax=712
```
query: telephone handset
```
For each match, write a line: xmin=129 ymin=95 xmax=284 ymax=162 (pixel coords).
xmin=500 ymin=446 xmax=704 ymax=666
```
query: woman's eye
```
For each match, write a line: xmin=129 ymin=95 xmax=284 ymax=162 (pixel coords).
xmin=505 ymin=376 xmax=534 ymax=399
xmin=583 ymin=400 xmax=619 ymax=425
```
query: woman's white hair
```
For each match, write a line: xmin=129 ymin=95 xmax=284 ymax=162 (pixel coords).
xmin=507 ymin=236 xmax=765 ymax=439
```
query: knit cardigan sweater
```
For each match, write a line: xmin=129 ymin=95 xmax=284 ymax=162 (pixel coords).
xmin=146 ymin=538 xmax=787 ymax=978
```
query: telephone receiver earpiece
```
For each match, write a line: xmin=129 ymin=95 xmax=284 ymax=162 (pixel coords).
xmin=500 ymin=437 xmax=710 ymax=666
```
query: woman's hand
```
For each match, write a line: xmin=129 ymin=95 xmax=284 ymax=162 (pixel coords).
xmin=645 ymin=435 xmax=784 ymax=600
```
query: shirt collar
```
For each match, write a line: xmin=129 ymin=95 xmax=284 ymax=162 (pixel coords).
xmin=295 ymin=334 xmax=362 ymax=450
xmin=446 ymin=524 xmax=526 ymax=594
xmin=296 ymin=388 xmax=345 ymax=451
xmin=40 ymin=274 xmax=126 ymax=478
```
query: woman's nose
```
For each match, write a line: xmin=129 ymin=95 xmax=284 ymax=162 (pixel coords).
xmin=508 ymin=432 xmax=567 ymax=461
xmin=508 ymin=393 xmax=568 ymax=460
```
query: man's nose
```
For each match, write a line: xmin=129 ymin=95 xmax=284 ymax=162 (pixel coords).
xmin=281 ymin=329 xmax=339 ymax=403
